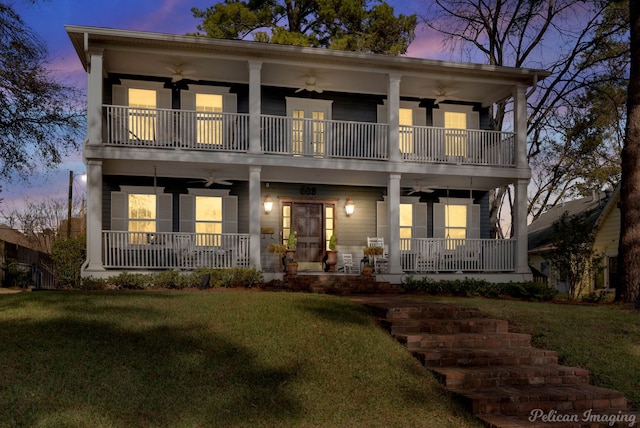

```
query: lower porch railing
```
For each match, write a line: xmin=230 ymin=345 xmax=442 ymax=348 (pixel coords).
xmin=400 ymin=238 xmax=515 ymax=273
xmin=102 ymin=231 xmax=250 ymax=270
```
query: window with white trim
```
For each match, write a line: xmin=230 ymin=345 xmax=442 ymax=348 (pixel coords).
xmin=196 ymin=93 xmax=223 ymax=145
xmin=128 ymin=88 xmax=157 ymax=141
xmin=110 ymin=186 xmax=172 ymax=245
xmin=433 ymin=197 xmax=480 ymax=249
xmin=400 ymin=203 xmax=413 ymax=250
xmin=195 ymin=196 xmax=223 ymax=246
xmin=444 ymin=111 xmax=467 ymax=157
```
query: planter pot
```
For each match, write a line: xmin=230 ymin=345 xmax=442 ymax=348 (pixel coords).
xmin=325 ymin=250 xmax=338 ymax=272
xmin=362 ymin=266 xmax=373 ymax=276
xmin=286 ymin=263 xmax=298 ymax=275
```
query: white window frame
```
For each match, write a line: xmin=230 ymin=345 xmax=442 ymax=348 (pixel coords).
xmin=111 ymin=186 xmax=172 ymax=244
xmin=433 ymin=197 xmax=480 ymax=247
xmin=286 ymin=97 xmax=333 ymax=156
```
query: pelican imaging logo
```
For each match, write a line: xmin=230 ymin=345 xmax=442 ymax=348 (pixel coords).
xmin=529 ymin=409 xmax=637 ymax=426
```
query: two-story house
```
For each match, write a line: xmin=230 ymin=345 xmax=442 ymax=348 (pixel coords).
xmin=66 ymin=25 xmax=547 ymax=284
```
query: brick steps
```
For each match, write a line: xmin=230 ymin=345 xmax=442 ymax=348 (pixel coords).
xmin=348 ymin=296 xmax=635 ymax=428
xmin=451 ymin=384 xmax=627 ymax=415
xmin=411 ymin=347 xmax=559 ymax=367
xmin=429 ymin=364 xmax=590 ymax=388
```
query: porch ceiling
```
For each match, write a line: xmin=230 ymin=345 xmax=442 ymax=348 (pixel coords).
xmin=100 ymin=158 xmax=519 ymax=192
xmin=68 ymin=26 xmax=547 ymax=107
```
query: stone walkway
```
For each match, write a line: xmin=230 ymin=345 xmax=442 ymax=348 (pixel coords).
xmin=348 ymin=295 xmax=639 ymax=428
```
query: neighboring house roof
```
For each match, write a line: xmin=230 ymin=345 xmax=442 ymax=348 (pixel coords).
xmin=0 ymin=224 xmax=35 ymax=249
xmin=527 ymin=192 xmax=613 ymax=253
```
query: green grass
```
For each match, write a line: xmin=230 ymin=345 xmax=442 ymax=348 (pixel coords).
xmin=425 ymin=296 xmax=640 ymax=410
xmin=0 ymin=291 xmax=480 ymax=428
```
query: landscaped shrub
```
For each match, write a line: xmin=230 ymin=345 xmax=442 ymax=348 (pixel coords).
xmin=51 ymin=236 xmax=86 ymax=288
xmin=110 ymin=272 xmax=153 ymax=290
xmin=197 ymin=267 xmax=262 ymax=288
xmin=402 ymin=277 xmax=557 ymax=302
xmin=79 ymin=276 xmax=110 ymax=291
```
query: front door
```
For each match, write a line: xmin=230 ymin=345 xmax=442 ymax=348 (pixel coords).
xmin=293 ymin=203 xmax=323 ymax=263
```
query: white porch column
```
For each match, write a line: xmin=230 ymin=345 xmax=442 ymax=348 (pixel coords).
xmin=87 ymin=49 xmax=104 ymax=146
xmin=513 ymin=84 xmax=528 ymax=168
xmin=249 ymin=166 xmax=262 ymax=269
xmin=83 ymin=159 xmax=105 ymax=274
xmin=514 ymin=179 xmax=530 ymax=274
xmin=248 ymin=61 xmax=262 ymax=154
xmin=387 ymin=173 xmax=402 ymax=274
xmin=387 ymin=74 xmax=402 ymax=163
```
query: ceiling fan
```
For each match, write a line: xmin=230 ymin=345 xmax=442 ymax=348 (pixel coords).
xmin=167 ymin=64 xmax=196 ymax=83
xmin=295 ymin=75 xmax=324 ymax=93
xmin=189 ymin=171 xmax=232 ymax=187
xmin=407 ymin=183 xmax=435 ymax=195
xmin=433 ymin=87 xmax=459 ymax=105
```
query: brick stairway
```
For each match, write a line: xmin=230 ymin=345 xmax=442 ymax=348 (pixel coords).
xmin=349 ymin=296 xmax=638 ymax=428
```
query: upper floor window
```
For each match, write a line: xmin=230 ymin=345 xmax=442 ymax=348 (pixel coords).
xmin=128 ymin=88 xmax=157 ymax=141
xmin=196 ymin=93 xmax=223 ymax=145
xmin=444 ymin=111 xmax=467 ymax=157
xmin=399 ymin=108 xmax=414 ymax=154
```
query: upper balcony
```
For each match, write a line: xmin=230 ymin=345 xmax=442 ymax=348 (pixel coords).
xmin=103 ymin=106 xmax=515 ymax=167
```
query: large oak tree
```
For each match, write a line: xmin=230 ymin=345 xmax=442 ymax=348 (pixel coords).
xmin=191 ymin=0 xmax=417 ymax=55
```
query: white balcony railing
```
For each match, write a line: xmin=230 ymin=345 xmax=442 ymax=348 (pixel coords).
xmin=261 ymin=114 xmax=388 ymax=160
xmin=400 ymin=238 xmax=515 ymax=273
xmin=103 ymin=106 xmax=516 ymax=167
xmin=104 ymin=106 xmax=249 ymax=151
xmin=102 ymin=231 xmax=250 ymax=270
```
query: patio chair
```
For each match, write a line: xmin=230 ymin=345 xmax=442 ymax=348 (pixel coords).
xmin=341 ymin=253 xmax=358 ymax=273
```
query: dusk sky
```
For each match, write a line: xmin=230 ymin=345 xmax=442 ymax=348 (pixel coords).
xmin=2 ymin=0 xmax=448 ymax=212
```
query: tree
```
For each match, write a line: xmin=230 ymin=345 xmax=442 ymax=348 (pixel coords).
xmin=191 ymin=0 xmax=417 ymax=54
xmin=617 ymin=0 xmax=640 ymax=306
xmin=0 ymin=3 xmax=84 ymax=181
xmin=423 ymin=0 xmax=629 ymax=235
xmin=545 ymin=211 xmax=603 ymax=300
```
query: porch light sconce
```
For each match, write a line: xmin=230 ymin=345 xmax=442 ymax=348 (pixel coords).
xmin=345 ymin=197 xmax=355 ymax=217
xmin=264 ymin=194 xmax=274 ymax=214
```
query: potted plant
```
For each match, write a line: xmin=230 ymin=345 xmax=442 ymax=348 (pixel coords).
xmin=285 ymin=260 xmax=298 ymax=275
xmin=286 ymin=229 xmax=297 ymax=259
xmin=325 ymin=233 xmax=338 ymax=272
xmin=268 ymin=243 xmax=288 ymax=272
xmin=363 ymin=246 xmax=383 ymax=257
xmin=361 ymin=263 xmax=374 ymax=276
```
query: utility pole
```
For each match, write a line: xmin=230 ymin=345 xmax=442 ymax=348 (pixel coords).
xmin=67 ymin=170 xmax=73 ymax=239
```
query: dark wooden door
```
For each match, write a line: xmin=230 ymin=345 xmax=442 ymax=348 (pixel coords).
xmin=293 ymin=203 xmax=323 ymax=262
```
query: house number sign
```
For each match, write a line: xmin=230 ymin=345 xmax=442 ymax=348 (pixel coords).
xmin=300 ymin=186 xmax=317 ymax=195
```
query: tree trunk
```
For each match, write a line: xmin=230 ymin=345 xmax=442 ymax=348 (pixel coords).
xmin=617 ymin=0 xmax=640 ymax=307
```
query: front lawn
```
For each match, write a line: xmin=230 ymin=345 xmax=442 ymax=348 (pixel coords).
xmin=0 ymin=291 xmax=480 ymax=428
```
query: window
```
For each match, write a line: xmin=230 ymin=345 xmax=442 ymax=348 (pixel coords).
xmin=445 ymin=204 xmax=467 ymax=243
xmin=282 ymin=204 xmax=292 ymax=246
xmin=400 ymin=203 xmax=413 ymax=250
xmin=325 ymin=205 xmax=335 ymax=251
xmin=128 ymin=194 xmax=156 ymax=244
xmin=128 ymin=88 xmax=157 ymax=141
xmin=195 ymin=196 xmax=222 ymax=246
xmin=445 ymin=111 xmax=467 ymax=157
xmin=399 ymin=108 xmax=414 ymax=153
xmin=196 ymin=93 xmax=223 ymax=145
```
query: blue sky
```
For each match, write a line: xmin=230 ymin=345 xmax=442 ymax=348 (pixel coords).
xmin=2 ymin=0 xmax=446 ymax=211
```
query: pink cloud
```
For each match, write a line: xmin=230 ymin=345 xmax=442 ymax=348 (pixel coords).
xmin=406 ymin=24 xmax=450 ymax=60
